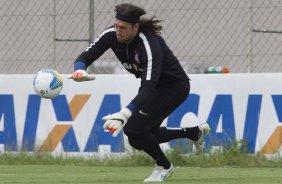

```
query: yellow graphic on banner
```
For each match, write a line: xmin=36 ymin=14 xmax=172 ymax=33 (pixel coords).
xmin=260 ymin=126 xmax=282 ymax=154
xmin=38 ymin=95 xmax=90 ymax=152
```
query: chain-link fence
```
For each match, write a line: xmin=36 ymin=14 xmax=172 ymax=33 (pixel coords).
xmin=1 ymin=0 xmax=282 ymax=74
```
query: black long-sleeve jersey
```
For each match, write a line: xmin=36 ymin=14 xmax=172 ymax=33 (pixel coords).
xmin=74 ymin=26 xmax=190 ymax=111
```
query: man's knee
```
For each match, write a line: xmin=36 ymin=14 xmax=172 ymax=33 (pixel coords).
xmin=123 ymin=125 xmax=142 ymax=150
xmin=123 ymin=121 xmax=144 ymax=137
xmin=123 ymin=124 xmax=134 ymax=137
xmin=127 ymin=137 xmax=143 ymax=150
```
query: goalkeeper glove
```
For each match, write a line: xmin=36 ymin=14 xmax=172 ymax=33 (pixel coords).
xmin=102 ymin=107 xmax=132 ymax=137
xmin=68 ymin=69 xmax=96 ymax=82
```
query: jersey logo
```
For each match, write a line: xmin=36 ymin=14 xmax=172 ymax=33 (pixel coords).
xmin=134 ymin=51 xmax=140 ymax=63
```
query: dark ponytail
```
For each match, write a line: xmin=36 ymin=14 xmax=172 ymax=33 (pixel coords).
xmin=140 ymin=16 xmax=162 ymax=35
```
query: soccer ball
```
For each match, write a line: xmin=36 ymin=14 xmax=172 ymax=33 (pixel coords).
xmin=33 ymin=69 xmax=63 ymax=99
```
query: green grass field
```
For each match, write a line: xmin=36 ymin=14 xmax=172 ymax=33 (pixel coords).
xmin=0 ymin=165 xmax=281 ymax=184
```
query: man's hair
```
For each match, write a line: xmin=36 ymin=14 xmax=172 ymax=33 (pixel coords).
xmin=115 ymin=3 xmax=163 ymax=35
xmin=140 ymin=16 xmax=163 ymax=35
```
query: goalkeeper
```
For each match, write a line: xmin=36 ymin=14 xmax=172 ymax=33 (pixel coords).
xmin=70 ymin=3 xmax=210 ymax=182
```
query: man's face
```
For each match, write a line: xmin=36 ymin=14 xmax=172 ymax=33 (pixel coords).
xmin=114 ymin=19 xmax=138 ymax=44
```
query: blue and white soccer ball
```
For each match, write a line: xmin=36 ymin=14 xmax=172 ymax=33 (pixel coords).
xmin=33 ymin=69 xmax=63 ymax=99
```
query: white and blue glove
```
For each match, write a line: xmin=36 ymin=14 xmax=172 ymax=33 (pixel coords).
xmin=102 ymin=107 xmax=132 ymax=137
xmin=68 ymin=69 xmax=96 ymax=82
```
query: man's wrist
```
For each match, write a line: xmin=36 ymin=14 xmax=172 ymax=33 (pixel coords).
xmin=126 ymin=103 xmax=137 ymax=114
xmin=74 ymin=61 xmax=87 ymax=71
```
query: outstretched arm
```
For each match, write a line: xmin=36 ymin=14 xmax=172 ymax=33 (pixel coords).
xmin=69 ymin=27 xmax=115 ymax=82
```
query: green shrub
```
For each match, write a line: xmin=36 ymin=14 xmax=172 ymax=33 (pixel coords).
xmin=0 ymin=141 xmax=281 ymax=167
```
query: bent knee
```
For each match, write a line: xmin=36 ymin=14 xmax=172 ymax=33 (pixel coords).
xmin=123 ymin=123 xmax=142 ymax=137
xmin=127 ymin=137 xmax=143 ymax=150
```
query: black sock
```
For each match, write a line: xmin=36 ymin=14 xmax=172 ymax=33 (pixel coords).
xmin=128 ymin=133 xmax=171 ymax=169
xmin=183 ymin=126 xmax=201 ymax=141
xmin=156 ymin=158 xmax=171 ymax=169
xmin=154 ymin=126 xmax=200 ymax=143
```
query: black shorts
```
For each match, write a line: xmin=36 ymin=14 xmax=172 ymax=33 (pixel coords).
xmin=124 ymin=83 xmax=190 ymax=135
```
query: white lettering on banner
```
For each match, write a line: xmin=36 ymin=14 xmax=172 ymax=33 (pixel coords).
xmin=0 ymin=113 xmax=4 ymax=131
xmin=0 ymin=74 xmax=281 ymax=156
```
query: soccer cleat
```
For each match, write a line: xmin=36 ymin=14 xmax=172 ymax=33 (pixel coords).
xmin=144 ymin=164 xmax=174 ymax=182
xmin=193 ymin=123 xmax=211 ymax=154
